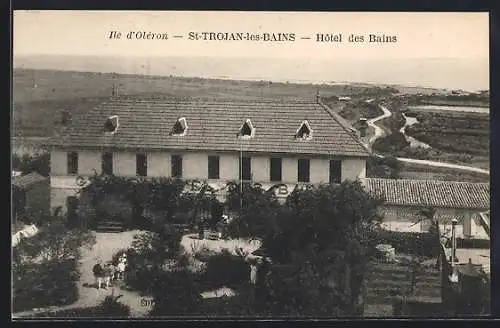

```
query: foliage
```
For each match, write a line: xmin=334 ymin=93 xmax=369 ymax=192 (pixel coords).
xmin=13 ymin=259 xmax=79 ymax=312
xmin=12 ymin=219 xmax=95 ymax=313
xmin=263 ymin=259 xmax=350 ymax=317
xmin=149 ymin=268 xmax=203 ymax=316
xmin=202 ymin=249 xmax=249 ymax=288
xmin=367 ymin=156 xmax=402 ymax=179
xmin=375 ymin=230 xmax=438 ymax=258
xmin=12 ymin=152 xmax=50 ymax=177
xmin=372 ymin=131 xmax=410 ymax=154
xmin=265 ymin=181 xmax=383 ymax=263
xmin=405 ymin=111 xmax=489 ymax=156
xmin=13 ymin=218 xmax=96 ymax=264
xmin=225 ymin=182 xmax=281 ymax=239
xmin=31 ymin=295 xmax=131 ymax=317
xmin=260 ymin=181 xmax=383 ymax=316
xmin=79 ymin=174 xmax=222 ymax=231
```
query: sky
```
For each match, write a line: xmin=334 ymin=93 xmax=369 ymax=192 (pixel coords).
xmin=13 ymin=11 xmax=490 ymax=91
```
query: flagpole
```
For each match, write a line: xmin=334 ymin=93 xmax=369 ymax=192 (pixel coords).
xmin=240 ymin=137 xmax=243 ymax=212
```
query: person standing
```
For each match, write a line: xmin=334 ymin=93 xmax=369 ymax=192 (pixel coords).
xmin=93 ymin=259 xmax=104 ymax=289
xmin=116 ymin=254 xmax=128 ymax=281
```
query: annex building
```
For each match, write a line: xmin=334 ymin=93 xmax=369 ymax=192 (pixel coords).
xmin=46 ymin=95 xmax=370 ymax=214
xmin=362 ymin=178 xmax=490 ymax=240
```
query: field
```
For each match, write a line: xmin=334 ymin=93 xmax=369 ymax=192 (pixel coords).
xmin=364 ymin=259 xmax=441 ymax=317
xmin=404 ymin=110 xmax=489 ymax=168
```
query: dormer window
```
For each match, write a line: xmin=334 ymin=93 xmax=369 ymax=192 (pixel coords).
xmin=172 ymin=117 xmax=188 ymax=136
xmin=238 ymin=119 xmax=255 ymax=138
xmin=295 ymin=120 xmax=313 ymax=140
xmin=104 ymin=115 xmax=119 ymax=134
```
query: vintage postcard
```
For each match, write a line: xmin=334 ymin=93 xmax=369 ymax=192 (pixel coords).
xmin=12 ymin=11 xmax=490 ymax=319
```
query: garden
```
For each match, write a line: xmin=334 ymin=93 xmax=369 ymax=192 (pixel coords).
xmin=13 ymin=173 xmax=491 ymax=317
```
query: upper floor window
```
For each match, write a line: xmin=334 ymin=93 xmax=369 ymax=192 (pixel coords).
xmin=329 ymin=160 xmax=342 ymax=184
xmin=298 ymin=158 xmax=310 ymax=183
xmin=295 ymin=120 xmax=313 ymax=140
xmin=136 ymin=153 xmax=148 ymax=177
xmin=238 ymin=119 xmax=255 ymax=138
xmin=101 ymin=152 xmax=113 ymax=175
xmin=270 ymin=157 xmax=282 ymax=182
xmin=208 ymin=155 xmax=220 ymax=179
xmin=104 ymin=115 xmax=119 ymax=134
xmin=171 ymin=155 xmax=183 ymax=178
xmin=172 ymin=117 xmax=188 ymax=136
xmin=239 ymin=156 xmax=252 ymax=181
xmin=67 ymin=152 xmax=78 ymax=175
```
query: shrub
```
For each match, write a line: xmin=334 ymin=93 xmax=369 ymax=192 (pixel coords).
xmin=375 ymin=230 xmax=437 ymax=258
xmin=149 ymin=269 xmax=202 ymax=316
xmin=202 ymin=250 xmax=250 ymax=288
xmin=13 ymin=259 xmax=79 ymax=312
xmin=31 ymin=295 xmax=131 ymax=317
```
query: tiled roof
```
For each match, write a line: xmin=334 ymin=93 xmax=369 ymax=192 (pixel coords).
xmin=12 ymin=172 xmax=48 ymax=190
xmin=46 ymin=96 xmax=370 ymax=157
xmin=362 ymin=178 xmax=490 ymax=210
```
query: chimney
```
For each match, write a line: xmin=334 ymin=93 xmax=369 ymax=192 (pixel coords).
xmin=315 ymin=90 xmax=320 ymax=103
xmin=61 ymin=110 xmax=71 ymax=126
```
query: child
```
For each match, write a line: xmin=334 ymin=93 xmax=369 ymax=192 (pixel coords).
xmin=103 ymin=263 xmax=115 ymax=289
xmin=92 ymin=259 xmax=105 ymax=289
xmin=116 ymin=254 xmax=128 ymax=281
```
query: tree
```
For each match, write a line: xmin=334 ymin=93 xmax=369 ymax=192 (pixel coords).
xmin=225 ymin=182 xmax=281 ymax=239
xmin=12 ymin=152 xmax=50 ymax=176
xmin=261 ymin=181 xmax=383 ymax=316
xmin=14 ymin=217 xmax=96 ymax=263
xmin=415 ymin=207 xmax=442 ymax=269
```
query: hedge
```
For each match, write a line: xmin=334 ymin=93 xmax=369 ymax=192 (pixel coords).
xmin=375 ymin=230 xmax=438 ymax=258
xmin=13 ymin=259 xmax=79 ymax=312
xmin=447 ymin=238 xmax=490 ymax=249
xmin=202 ymin=250 xmax=250 ymax=288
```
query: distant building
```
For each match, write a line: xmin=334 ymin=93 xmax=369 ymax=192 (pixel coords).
xmin=362 ymin=178 xmax=490 ymax=239
xmin=12 ymin=172 xmax=50 ymax=223
xmin=45 ymin=95 xmax=370 ymax=215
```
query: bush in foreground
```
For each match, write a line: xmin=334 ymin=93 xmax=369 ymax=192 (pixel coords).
xmin=13 ymin=259 xmax=80 ymax=312
xmin=29 ymin=295 xmax=131 ymax=318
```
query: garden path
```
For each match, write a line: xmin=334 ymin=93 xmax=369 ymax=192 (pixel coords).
xmin=13 ymin=230 xmax=154 ymax=318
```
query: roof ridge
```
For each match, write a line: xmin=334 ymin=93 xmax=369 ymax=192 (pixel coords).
xmin=108 ymin=95 xmax=316 ymax=104
xmin=362 ymin=177 xmax=489 ymax=186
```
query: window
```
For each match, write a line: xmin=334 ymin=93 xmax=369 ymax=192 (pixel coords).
xmin=172 ymin=117 xmax=188 ymax=136
xmin=239 ymin=156 xmax=252 ymax=181
xmin=208 ymin=155 xmax=220 ymax=179
xmin=101 ymin=152 xmax=113 ymax=175
xmin=171 ymin=155 xmax=183 ymax=178
xmin=136 ymin=153 xmax=147 ymax=177
xmin=239 ymin=119 xmax=255 ymax=138
xmin=67 ymin=152 xmax=78 ymax=175
xmin=298 ymin=158 xmax=310 ymax=183
xmin=296 ymin=120 xmax=313 ymax=140
xmin=270 ymin=157 xmax=282 ymax=182
xmin=329 ymin=160 xmax=342 ymax=184
xmin=104 ymin=115 xmax=119 ymax=133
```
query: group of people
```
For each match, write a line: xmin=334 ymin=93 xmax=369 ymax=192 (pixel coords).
xmin=92 ymin=253 xmax=128 ymax=290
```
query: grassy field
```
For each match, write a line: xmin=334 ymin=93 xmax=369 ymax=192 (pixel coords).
xmin=405 ymin=111 xmax=489 ymax=158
